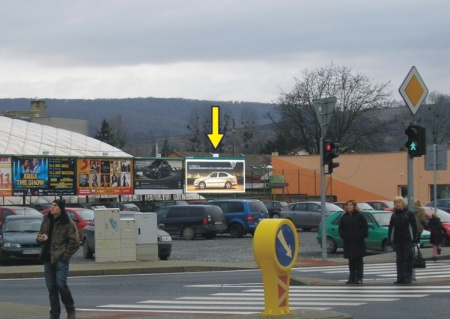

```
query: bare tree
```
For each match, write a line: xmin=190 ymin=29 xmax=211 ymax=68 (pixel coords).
xmin=415 ymin=92 xmax=450 ymax=144
xmin=266 ymin=64 xmax=394 ymax=154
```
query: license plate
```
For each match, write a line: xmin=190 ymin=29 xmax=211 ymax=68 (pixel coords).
xmin=215 ymin=221 xmax=222 ymax=225
xmin=23 ymin=249 xmax=40 ymax=255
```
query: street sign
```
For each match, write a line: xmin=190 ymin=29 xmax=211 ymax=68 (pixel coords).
xmin=313 ymin=97 xmax=336 ymax=138
xmin=399 ymin=66 xmax=429 ymax=115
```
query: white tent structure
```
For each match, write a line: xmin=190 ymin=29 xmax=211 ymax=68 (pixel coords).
xmin=0 ymin=117 xmax=132 ymax=158
xmin=0 ymin=117 xmax=132 ymax=205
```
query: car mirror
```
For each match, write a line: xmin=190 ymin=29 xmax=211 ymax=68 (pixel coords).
xmin=367 ymin=222 xmax=375 ymax=228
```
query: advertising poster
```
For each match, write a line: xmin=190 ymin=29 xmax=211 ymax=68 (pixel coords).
xmin=12 ymin=157 xmax=76 ymax=196
xmin=77 ymin=158 xmax=133 ymax=195
xmin=0 ymin=157 xmax=13 ymax=196
xmin=134 ymin=158 xmax=184 ymax=195
xmin=185 ymin=158 xmax=245 ymax=194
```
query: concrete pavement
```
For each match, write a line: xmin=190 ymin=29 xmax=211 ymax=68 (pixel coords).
xmin=1 ymin=246 xmax=449 ymax=319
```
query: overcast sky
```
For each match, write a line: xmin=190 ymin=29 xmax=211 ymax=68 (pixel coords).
xmin=0 ymin=0 xmax=449 ymax=103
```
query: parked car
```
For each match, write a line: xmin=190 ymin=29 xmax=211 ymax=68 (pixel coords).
xmin=143 ymin=159 xmax=172 ymax=179
xmin=133 ymin=200 xmax=189 ymax=212
xmin=364 ymin=200 xmax=395 ymax=211
xmin=98 ymin=202 xmax=140 ymax=212
xmin=0 ymin=215 xmax=43 ymax=265
xmin=155 ymin=205 xmax=227 ymax=240
xmin=28 ymin=203 xmax=53 ymax=212
xmin=425 ymin=199 xmax=450 ymax=213
xmin=333 ymin=202 xmax=374 ymax=211
xmin=40 ymin=207 xmax=94 ymax=241
xmin=82 ymin=212 xmax=172 ymax=260
xmin=281 ymin=201 xmax=343 ymax=231
xmin=0 ymin=206 xmax=42 ymax=229
xmin=206 ymin=199 xmax=269 ymax=237
xmin=193 ymin=172 xmax=238 ymax=189
xmin=263 ymin=200 xmax=290 ymax=218
xmin=423 ymin=207 xmax=450 ymax=245
xmin=316 ymin=210 xmax=431 ymax=253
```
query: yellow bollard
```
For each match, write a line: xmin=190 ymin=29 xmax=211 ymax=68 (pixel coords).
xmin=253 ymin=219 xmax=299 ymax=316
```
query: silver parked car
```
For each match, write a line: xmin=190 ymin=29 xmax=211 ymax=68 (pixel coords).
xmin=193 ymin=172 xmax=237 ymax=189
xmin=280 ymin=201 xmax=343 ymax=231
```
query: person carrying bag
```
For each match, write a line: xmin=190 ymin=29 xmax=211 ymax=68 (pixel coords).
xmin=412 ymin=243 xmax=426 ymax=268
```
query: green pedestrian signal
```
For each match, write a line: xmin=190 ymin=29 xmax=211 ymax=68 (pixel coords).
xmin=405 ymin=124 xmax=426 ymax=157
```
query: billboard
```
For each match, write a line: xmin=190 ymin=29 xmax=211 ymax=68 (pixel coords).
xmin=77 ymin=158 xmax=133 ymax=195
xmin=0 ymin=157 xmax=13 ymax=196
xmin=12 ymin=156 xmax=76 ymax=196
xmin=134 ymin=158 xmax=184 ymax=195
xmin=185 ymin=158 xmax=245 ymax=194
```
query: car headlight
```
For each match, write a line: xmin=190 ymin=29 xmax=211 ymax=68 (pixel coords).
xmin=3 ymin=243 xmax=21 ymax=248
xmin=160 ymin=235 xmax=172 ymax=242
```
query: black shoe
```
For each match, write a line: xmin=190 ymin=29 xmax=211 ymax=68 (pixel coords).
xmin=402 ymin=281 xmax=411 ymax=284
xmin=354 ymin=280 xmax=362 ymax=284
xmin=346 ymin=280 xmax=354 ymax=284
xmin=67 ymin=311 xmax=76 ymax=319
xmin=394 ymin=281 xmax=403 ymax=284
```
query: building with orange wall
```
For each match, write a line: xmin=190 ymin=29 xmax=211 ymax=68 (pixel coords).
xmin=271 ymin=150 xmax=450 ymax=204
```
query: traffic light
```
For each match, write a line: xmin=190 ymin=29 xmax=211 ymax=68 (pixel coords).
xmin=405 ymin=124 xmax=426 ymax=157
xmin=322 ymin=140 xmax=340 ymax=174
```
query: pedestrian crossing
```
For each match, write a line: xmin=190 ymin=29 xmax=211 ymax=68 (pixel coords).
xmin=292 ymin=260 xmax=450 ymax=282
xmin=90 ymin=263 xmax=450 ymax=315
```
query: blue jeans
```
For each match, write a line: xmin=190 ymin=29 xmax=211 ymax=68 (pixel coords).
xmin=44 ymin=260 xmax=75 ymax=318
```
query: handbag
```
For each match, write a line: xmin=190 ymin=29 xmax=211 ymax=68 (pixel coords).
xmin=412 ymin=244 xmax=426 ymax=268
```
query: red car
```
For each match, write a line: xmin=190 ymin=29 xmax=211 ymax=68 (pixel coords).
xmin=40 ymin=207 xmax=95 ymax=241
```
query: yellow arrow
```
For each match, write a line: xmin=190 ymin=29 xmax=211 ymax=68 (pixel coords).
xmin=207 ymin=106 xmax=224 ymax=149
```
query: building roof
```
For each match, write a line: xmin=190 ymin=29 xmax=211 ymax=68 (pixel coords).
xmin=0 ymin=116 xmax=132 ymax=158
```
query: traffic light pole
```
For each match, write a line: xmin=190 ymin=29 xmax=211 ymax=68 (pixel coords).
xmin=320 ymin=137 xmax=327 ymax=261
xmin=407 ymin=155 xmax=414 ymax=210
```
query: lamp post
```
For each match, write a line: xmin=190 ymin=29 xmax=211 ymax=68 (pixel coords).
xmin=266 ymin=164 xmax=273 ymax=200
xmin=249 ymin=165 xmax=258 ymax=197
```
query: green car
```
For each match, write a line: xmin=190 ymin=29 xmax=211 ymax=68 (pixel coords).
xmin=317 ymin=210 xmax=431 ymax=253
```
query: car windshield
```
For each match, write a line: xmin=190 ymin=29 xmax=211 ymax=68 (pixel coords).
xmin=358 ymin=203 xmax=374 ymax=210
xmin=372 ymin=212 xmax=392 ymax=226
xmin=76 ymin=209 xmax=95 ymax=221
xmin=4 ymin=218 xmax=42 ymax=232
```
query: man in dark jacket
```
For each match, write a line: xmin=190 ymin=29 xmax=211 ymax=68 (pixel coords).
xmin=37 ymin=199 xmax=79 ymax=319
xmin=339 ymin=200 xmax=369 ymax=284
xmin=388 ymin=196 xmax=417 ymax=284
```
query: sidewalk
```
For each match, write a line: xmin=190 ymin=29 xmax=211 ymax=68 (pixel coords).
xmin=1 ymin=246 xmax=448 ymax=319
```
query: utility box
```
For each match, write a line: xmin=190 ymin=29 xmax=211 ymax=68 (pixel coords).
xmin=120 ymin=218 xmax=137 ymax=262
xmin=120 ymin=212 xmax=158 ymax=261
xmin=94 ymin=208 xmax=138 ymax=263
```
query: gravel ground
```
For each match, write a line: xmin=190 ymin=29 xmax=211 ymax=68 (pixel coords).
xmin=71 ymin=230 xmax=336 ymax=264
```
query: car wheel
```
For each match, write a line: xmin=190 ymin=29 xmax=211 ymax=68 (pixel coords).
xmin=224 ymin=181 xmax=232 ymax=189
xmin=271 ymin=212 xmax=280 ymax=218
xmin=204 ymin=233 xmax=216 ymax=239
xmin=302 ymin=227 xmax=312 ymax=231
xmin=181 ymin=226 xmax=195 ymax=240
xmin=382 ymin=240 xmax=394 ymax=253
xmin=326 ymin=237 xmax=338 ymax=254
xmin=229 ymin=223 xmax=244 ymax=238
xmin=83 ymin=238 xmax=94 ymax=259
xmin=199 ymin=182 xmax=206 ymax=189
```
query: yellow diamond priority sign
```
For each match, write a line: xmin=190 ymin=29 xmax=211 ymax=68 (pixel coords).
xmin=399 ymin=66 xmax=429 ymax=115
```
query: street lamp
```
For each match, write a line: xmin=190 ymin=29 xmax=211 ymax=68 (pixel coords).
xmin=266 ymin=164 xmax=273 ymax=200
xmin=249 ymin=165 xmax=258 ymax=197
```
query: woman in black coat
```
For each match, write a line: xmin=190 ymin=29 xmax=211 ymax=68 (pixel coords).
xmin=338 ymin=199 xmax=369 ymax=284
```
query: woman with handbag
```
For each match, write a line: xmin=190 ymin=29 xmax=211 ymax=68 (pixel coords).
xmin=428 ymin=213 xmax=446 ymax=261
xmin=338 ymin=199 xmax=369 ymax=284
xmin=388 ymin=196 xmax=417 ymax=284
